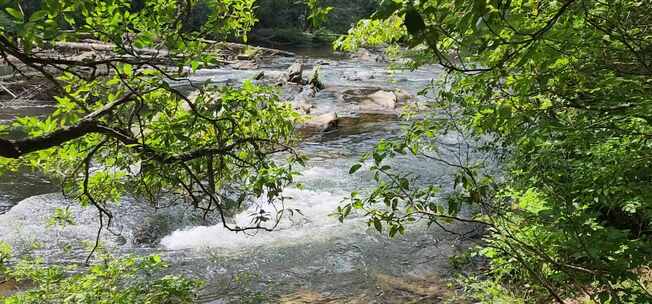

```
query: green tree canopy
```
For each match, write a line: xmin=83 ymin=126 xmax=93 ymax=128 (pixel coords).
xmin=338 ymin=0 xmax=652 ymax=302
xmin=0 ymin=0 xmax=302 ymax=251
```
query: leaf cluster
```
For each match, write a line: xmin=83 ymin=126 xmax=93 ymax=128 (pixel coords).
xmin=338 ymin=0 xmax=652 ymax=302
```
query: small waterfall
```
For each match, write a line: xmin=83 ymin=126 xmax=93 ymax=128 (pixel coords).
xmin=161 ymin=187 xmax=352 ymax=250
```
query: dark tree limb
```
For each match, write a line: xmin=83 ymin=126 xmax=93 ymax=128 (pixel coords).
xmin=0 ymin=92 xmax=135 ymax=158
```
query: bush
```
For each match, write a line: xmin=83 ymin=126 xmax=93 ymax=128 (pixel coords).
xmin=1 ymin=247 xmax=201 ymax=304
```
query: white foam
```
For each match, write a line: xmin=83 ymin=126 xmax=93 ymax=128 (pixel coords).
xmin=160 ymin=187 xmax=360 ymax=250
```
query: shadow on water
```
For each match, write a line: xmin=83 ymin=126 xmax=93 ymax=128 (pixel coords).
xmin=0 ymin=170 xmax=57 ymax=214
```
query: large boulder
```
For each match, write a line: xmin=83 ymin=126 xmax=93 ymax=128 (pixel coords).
xmin=292 ymin=95 xmax=313 ymax=114
xmin=287 ymin=61 xmax=304 ymax=84
xmin=300 ymin=112 xmax=338 ymax=132
xmin=339 ymin=88 xmax=414 ymax=113
xmin=353 ymin=48 xmax=387 ymax=63
xmin=392 ymin=89 xmax=413 ymax=103
xmin=361 ymin=90 xmax=397 ymax=111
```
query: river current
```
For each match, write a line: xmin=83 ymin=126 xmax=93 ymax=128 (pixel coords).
xmin=0 ymin=51 xmax=482 ymax=302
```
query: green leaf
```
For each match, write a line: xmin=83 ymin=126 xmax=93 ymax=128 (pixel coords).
xmin=404 ymin=7 xmax=425 ymax=35
xmin=5 ymin=7 xmax=22 ymax=20
xmin=372 ymin=218 xmax=382 ymax=232
xmin=389 ymin=225 xmax=399 ymax=237
xmin=123 ymin=64 xmax=133 ymax=77
xmin=29 ymin=10 xmax=48 ymax=22
xmin=372 ymin=0 xmax=402 ymax=20
xmin=372 ymin=152 xmax=384 ymax=165
xmin=399 ymin=178 xmax=409 ymax=190
xmin=349 ymin=163 xmax=362 ymax=174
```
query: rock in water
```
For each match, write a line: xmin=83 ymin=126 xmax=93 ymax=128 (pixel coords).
xmin=353 ymin=48 xmax=387 ymax=63
xmin=354 ymin=48 xmax=374 ymax=61
xmin=253 ymin=71 xmax=265 ymax=80
xmin=360 ymin=90 xmax=397 ymax=111
xmin=339 ymin=88 xmax=414 ymax=114
xmin=301 ymin=112 xmax=338 ymax=132
xmin=393 ymin=89 xmax=413 ymax=103
xmin=293 ymin=95 xmax=313 ymax=114
xmin=287 ymin=61 xmax=304 ymax=84
xmin=232 ymin=60 xmax=258 ymax=70
xmin=308 ymin=65 xmax=325 ymax=91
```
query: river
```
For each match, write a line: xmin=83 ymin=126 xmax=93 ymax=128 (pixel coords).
xmin=0 ymin=50 xmax=483 ymax=303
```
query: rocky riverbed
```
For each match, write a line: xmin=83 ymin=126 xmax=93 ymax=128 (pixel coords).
xmin=0 ymin=48 xmax=483 ymax=302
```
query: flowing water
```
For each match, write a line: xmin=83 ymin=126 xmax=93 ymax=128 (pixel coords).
xmin=0 ymin=51 xmax=483 ymax=302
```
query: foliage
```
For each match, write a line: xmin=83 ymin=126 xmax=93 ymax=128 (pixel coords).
xmin=0 ymin=0 xmax=303 ymax=242
xmin=334 ymin=14 xmax=406 ymax=51
xmin=0 ymin=251 xmax=201 ymax=304
xmin=305 ymin=0 xmax=332 ymax=30
xmin=338 ymin=0 xmax=652 ymax=302
xmin=0 ymin=240 xmax=11 ymax=274
xmin=252 ymin=0 xmax=378 ymax=38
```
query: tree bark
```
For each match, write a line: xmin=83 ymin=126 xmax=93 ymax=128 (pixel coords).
xmin=0 ymin=120 xmax=103 ymax=158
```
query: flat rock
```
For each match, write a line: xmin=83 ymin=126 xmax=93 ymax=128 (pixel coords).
xmin=293 ymin=95 xmax=313 ymax=114
xmin=361 ymin=90 xmax=397 ymax=111
xmin=231 ymin=60 xmax=259 ymax=70
xmin=299 ymin=112 xmax=338 ymax=132
xmin=338 ymin=88 xmax=414 ymax=114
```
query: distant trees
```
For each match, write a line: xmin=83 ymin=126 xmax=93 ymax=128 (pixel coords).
xmin=254 ymin=0 xmax=378 ymax=33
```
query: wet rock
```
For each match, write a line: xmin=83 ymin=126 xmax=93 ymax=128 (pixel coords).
xmin=353 ymin=48 xmax=374 ymax=61
xmin=361 ymin=90 xmax=397 ymax=110
xmin=303 ymin=85 xmax=318 ymax=98
xmin=132 ymin=213 xmax=173 ymax=246
xmin=334 ymin=113 xmax=399 ymax=136
xmin=315 ymin=59 xmax=332 ymax=66
xmin=253 ymin=70 xmax=285 ymax=86
xmin=293 ymin=95 xmax=313 ymax=114
xmin=71 ymin=51 xmax=98 ymax=62
xmin=371 ymin=274 xmax=455 ymax=303
xmin=237 ymin=53 xmax=255 ymax=61
xmin=343 ymin=72 xmax=363 ymax=82
xmin=392 ymin=89 xmax=413 ymax=103
xmin=0 ymin=278 xmax=25 ymax=298
xmin=353 ymin=48 xmax=387 ymax=63
xmin=340 ymin=88 xmax=414 ymax=113
xmin=279 ymin=290 xmax=344 ymax=303
xmin=300 ymin=112 xmax=338 ymax=132
xmin=232 ymin=60 xmax=258 ymax=70
xmin=287 ymin=61 xmax=304 ymax=84
xmin=343 ymin=70 xmax=375 ymax=82
xmin=253 ymin=71 xmax=265 ymax=80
